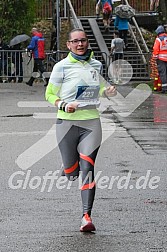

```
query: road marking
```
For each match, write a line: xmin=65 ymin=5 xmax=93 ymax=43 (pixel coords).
xmin=0 ymin=131 xmax=49 ymax=137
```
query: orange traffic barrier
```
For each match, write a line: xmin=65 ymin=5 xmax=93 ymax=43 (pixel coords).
xmin=153 ymin=75 xmax=162 ymax=92
xmin=150 ymin=57 xmax=162 ymax=92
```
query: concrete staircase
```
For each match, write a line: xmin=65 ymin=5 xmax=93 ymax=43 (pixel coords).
xmin=80 ymin=17 xmax=150 ymax=81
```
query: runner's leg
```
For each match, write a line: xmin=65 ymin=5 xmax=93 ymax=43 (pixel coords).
xmin=77 ymin=119 xmax=102 ymax=215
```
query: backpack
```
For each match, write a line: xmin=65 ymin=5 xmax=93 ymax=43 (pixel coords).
xmin=103 ymin=2 xmax=112 ymax=14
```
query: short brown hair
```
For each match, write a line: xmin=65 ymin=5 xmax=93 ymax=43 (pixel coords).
xmin=68 ymin=28 xmax=87 ymax=40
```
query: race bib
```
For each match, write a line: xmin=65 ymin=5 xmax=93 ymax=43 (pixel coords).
xmin=75 ymin=85 xmax=100 ymax=106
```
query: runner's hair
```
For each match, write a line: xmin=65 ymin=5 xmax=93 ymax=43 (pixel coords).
xmin=68 ymin=29 xmax=87 ymax=40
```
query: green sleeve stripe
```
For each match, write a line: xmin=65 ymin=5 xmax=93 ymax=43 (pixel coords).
xmin=45 ymin=83 xmax=60 ymax=105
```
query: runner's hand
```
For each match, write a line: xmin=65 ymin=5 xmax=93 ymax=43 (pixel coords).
xmin=65 ymin=102 xmax=79 ymax=113
xmin=104 ymin=86 xmax=117 ymax=97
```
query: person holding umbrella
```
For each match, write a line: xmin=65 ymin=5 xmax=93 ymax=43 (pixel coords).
xmin=9 ymin=33 xmax=30 ymax=83
xmin=114 ymin=2 xmax=135 ymax=48
xmin=26 ymin=28 xmax=49 ymax=87
xmin=9 ymin=43 xmax=23 ymax=83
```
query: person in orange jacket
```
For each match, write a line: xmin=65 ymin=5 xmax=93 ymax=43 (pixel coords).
xmin=153 ymin=25 xmax=167 ymax=93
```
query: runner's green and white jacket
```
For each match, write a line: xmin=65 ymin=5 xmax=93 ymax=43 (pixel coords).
xmin=45 ymin=52 xmax=106 ymax=120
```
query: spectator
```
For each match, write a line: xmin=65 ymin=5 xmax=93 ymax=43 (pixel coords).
xmin=0 ymin=36 xmax=10 ymax=82
xmin=153 ymin=25 xmax=167 ymax=93
xmin=96 ymin=0 xmax=113 ymax=32
xmin=9 ymin=43 xmax=23 ymax=83
xmin=150 ymin=0 xmax=160 ymax=12
xmin=114 ymin=14 xmax=129 ymax=48
xmin=45 ymin=28 xmax=116 ymax=232
xmin=26 ymin=28 xmax=49 ymax=87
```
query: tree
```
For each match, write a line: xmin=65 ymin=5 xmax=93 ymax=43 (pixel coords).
xmin=159 ymin=0 xmax=167 ymax=23
xmin=0 ymin=0 xmax=36 ymax=41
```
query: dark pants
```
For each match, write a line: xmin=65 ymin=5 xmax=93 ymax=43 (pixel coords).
xmin=119 ymin=30 xmax=128 ymax=47
xmin=15 ymin=61 xmax=23 ymax=81
xmin=27 ymin=58 xmax=47 ymax=85
xmin=0 ymin=60 xmax=8 ymax=81
xmin=157 ymin=59 xmax=167 ymax=90
xmin=112 ymin=53 xmax=123 ymax=61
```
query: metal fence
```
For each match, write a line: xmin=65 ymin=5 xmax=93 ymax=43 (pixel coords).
xmin=35 ymin=0 xmax=54 ymax=20
xmin=0 ymin=50 xmax=56 ymax=83
xmin=0 ymin=50 xmax=152 ymax=83
xmin=35 ymin=0 xmax=150 ymax=20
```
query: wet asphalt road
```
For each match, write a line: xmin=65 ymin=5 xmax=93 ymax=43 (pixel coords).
xmin=0 ymin=82 xmax=167 ymax=252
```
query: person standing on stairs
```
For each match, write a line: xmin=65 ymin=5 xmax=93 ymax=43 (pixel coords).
xmin=110 ymin=31 xmax=125 ymax=61
xmin=96 ymin=0 xmax=113 ymax=33
xmin=149 ymin=0 xmax=160 ymax=12
xmin=110 ymin=30 xmax=125 ymax=84
xmin=114 ymin=14 xmax=129 ymax=49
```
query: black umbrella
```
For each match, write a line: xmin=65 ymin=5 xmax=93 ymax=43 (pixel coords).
xmin=115 ymin=4 xmax=135 ymax=18
xmin=9 ymin=34 xmax=30 ymax=47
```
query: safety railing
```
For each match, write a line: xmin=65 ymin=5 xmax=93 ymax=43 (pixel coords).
xmin=35 ymin=0 xmax=54 ymax=20
xmin=0 ymin=50 xmax=59 ymax=82
xmin=128 ymin=0 xmax=149 ymax=12
xmin=0 ymin=50 xmax=109 ymax=81
xmin=35 ymin=0 xmax=151 ymax=20
xmin=108 ymin=51 xmax=152 ymax=81
xmin=0 ymin=50 xmax=152 ymax=83
xmin=0 ymin=50 xmax=34 ymax=82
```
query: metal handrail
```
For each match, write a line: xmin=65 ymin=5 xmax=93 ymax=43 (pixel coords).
xmin=128 ymin=24 xmax=147 ymax=64
xmin=66 ymin=0 xmax=80 ymax=28
xmin=131 ymin=16 xmax=150 ymax=53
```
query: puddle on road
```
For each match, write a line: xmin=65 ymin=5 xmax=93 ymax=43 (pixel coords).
xmin=116 ymin=94 xmax=167 ymax=154
xmin=153 ymin=95 xmax=167 ymax=123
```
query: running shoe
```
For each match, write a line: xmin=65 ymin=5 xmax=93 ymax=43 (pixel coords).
xmin=80 ymin=213 xmax=96 ymax=232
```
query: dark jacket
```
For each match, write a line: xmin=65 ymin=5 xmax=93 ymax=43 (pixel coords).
xmin=11 ymin=44 xmax=23 ymax=63
xmin=0 ymin=40 xmax=9 ymax=61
